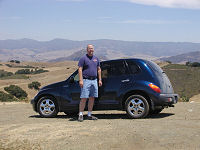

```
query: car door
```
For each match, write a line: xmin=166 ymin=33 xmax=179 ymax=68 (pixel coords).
xmin=60 ymin=70 xmax=81 ymax=111
xmin=98 ymin=60 xmax=132 ymax=108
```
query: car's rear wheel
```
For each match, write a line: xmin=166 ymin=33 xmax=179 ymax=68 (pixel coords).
xmin=125 ymin=95 xmax=149 ymax=119
xmin=37 ymin=96 xmax=58 ymax=118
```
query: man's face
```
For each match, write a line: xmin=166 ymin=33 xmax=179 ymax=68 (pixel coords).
xmin=87 ymin=45 xmax=94 ymax=56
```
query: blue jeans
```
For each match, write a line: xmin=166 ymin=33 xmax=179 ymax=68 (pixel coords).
xmin=80 ymin=79 xmax=98 ymax=98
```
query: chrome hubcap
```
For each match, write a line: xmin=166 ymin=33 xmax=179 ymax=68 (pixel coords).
xmin=40 ymin=99 xmax=55 ymax=116
xmin=128 ymin=98 xmax=145 ymax=117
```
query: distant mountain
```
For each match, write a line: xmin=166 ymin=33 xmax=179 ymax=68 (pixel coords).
xmin=160 ymin=51 xmax=200 ymax=63
xmin=50 ymin=49 xmax=108 ymax=62
xmin=1 ymin=38 xmax=200 ymax=62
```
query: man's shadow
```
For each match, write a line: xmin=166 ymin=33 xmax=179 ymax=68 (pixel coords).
xmin=29 ymin=112 xmax=174 ymax=121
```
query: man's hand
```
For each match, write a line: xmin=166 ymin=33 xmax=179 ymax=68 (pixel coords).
xmin=99 ymin=80 xmax=102 ymax=87
xmin=79 ymin=80 xmax=83 ymax=88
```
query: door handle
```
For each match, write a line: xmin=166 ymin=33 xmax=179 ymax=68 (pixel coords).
xmin=121 ymin=79 xmax=130 ymax=83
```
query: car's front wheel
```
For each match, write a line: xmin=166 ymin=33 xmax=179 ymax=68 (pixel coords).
xmin=125 ymin=95 xmax=149 ymax=119
xmin=37 ymin=96 xmax=58 ymax=118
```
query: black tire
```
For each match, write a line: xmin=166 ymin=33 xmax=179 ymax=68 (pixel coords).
xmin=64 ymin=111 xmax=78 ymax=117
xmin=125 ymin=95 xmax=149 ymax=119
xmin=37 ymin=96 xmax=58 ymax=118
xmin=150 ymin=108 xmax=163 ymax=114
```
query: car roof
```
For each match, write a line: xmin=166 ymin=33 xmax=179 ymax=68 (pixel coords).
xmin=100 ymin=58 xmax=146 ymax=63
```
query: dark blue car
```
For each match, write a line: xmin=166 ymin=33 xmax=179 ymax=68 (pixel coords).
xmin=31 ymin=59 xmax=178 ymax=119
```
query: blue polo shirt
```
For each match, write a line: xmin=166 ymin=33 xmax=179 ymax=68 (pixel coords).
xmin=78 ymin=54 xmax=100 ymax=78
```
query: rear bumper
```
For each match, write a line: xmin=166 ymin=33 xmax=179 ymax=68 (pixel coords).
xmin=158 ymin=93 xmax=178 ymax=105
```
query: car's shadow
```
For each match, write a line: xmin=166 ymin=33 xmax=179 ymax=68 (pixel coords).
xmin=29 ymin=113 xmax=174 ymax=121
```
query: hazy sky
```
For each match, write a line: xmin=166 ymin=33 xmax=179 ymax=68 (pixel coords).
xmin=0 ymin=0 xmax=200 ymax=42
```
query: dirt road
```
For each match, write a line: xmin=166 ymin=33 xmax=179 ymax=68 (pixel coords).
xmin=0 ymin=102 xmax=200 ymax=150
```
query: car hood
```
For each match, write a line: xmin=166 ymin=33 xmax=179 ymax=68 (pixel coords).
xmin=40 ymin=80 xmax=66 ymax=90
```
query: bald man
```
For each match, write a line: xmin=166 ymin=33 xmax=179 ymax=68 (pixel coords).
xmin=78 ymin=44 xmax=102 ymax=122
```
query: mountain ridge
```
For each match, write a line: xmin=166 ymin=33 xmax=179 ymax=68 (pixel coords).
xmin=1 ymin=38 xmax=200 ymax=62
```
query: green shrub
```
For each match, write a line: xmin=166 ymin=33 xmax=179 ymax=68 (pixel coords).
xmin=166 ymin=61 xmax=172 ymax=64
xmin=191 ymin=62 xmax=200 ymax=67
xmin=5 ymin=64 xmax=12 ymax=67
xmin=28 ymin=81 xmax=41 ymax=90
xmin=15 ymin=60 xmax=20 ymax=64
xmin=185 ymin=61 xmax=190 ymax=66
xmin=33 ymin=69 xmax=48 ymax=74
xmin=15 ymin=68 xmax=48 ymax=75
xmin=0 ymin=74 xmax=29 ymax=80
xmin=0 ymin=70 xmax=13 ymax=78
xmin=10 ymin=60 xmax=20 ymax=64
xmin=15 ymin=69 xmax=31 ymax=74
xmin=10 ymin=60 xmax=15 ymax=63
xmin=4 ymin=85 xmax=28 ymax=99
xmin=0 ymin=91 xmax=17 ymax=102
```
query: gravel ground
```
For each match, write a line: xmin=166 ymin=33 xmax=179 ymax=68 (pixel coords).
xmin=0 ymin=102 xmax=200 ymax=150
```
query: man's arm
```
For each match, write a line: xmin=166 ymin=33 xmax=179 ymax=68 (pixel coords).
xmin=78 ymin=67 xmax=83 ymax=88
xmin=97 ymin=66 xmax=102 ymax=87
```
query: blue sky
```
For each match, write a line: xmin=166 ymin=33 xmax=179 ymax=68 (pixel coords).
xmin=0 ymin=0 xmax=200 ymax=42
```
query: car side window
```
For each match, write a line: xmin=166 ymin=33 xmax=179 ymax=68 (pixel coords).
xmin=126 ymin=60 xmax=140 ymax=74
xmin=74 ymin=73 xmax=79 ymax=81
xmin=101 ymin=63 xmax=110 ymax=79
xmin=101 ymin=61 xmax=128 ymax=78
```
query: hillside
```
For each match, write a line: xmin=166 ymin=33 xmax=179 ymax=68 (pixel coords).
xmin=162 ymin=64 xmax=200 ymax=101
xmin=49 ymin=49 xmax=108 ymax=62
xmin=0 ymin=61 xmax=78 ymax=100
xmin=1 ymin=39 xmax=200 ymax=62
xmin=160 ymin=51 xmax=200 ymax=63
xmin=1 ymin=61 xmax=200 ymax=102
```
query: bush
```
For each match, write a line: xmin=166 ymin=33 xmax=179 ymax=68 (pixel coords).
xmin=0 ymin=91 xmax=17 ymax=102
xmin=15 ymin=60 xmax=20 ymax=64
xmin=15 ymin=69 xmax=31 ymax=74
xmin=28 ymin=81 xmax=41 ymax=90
xmin=4 ymin=85 xmax=28 ymax=99
xmin=0 ymin=70 xmax=13 ymax=78
xmin=10 ymin=60 xmax=15 ymax=63
xmin=180 ymin=95 xmax=190 ymax=102
xmin=166 ymin=61 xmax=172 ymax=64
xmin=185 ymin=61 xmax=190 ymax=66
xmin=33 ymin=69 xmax=48 ymax=74
xmin=10 ymin=60 xmax=20 ymax=64
xmin=5 ymin=64 xmax=12 ymax=67
xmin=15 ymin=68 xmax=48 ymax=75
xmin=191 ymin=62 xmax=200 ymax=67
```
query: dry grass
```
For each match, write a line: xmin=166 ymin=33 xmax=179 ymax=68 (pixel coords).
xmin=0 ymin=61 xmax=78 ymax=100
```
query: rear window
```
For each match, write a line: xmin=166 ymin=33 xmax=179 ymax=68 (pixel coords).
xmin=126 ymin=60 xmax=140 ymax=74
xmin=146 ymin=61 xmax=163 ymax=74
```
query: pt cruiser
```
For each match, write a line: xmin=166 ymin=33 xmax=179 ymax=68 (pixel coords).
xmin=31 ymin=59 xmax=178 ymax=119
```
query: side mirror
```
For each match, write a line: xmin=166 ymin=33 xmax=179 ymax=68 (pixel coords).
xmin=69 ymin=77 xmax=74 ymax=83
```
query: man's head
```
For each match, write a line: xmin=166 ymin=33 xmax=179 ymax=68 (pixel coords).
xmin=87 ymin=44 xmax=94 ymax=56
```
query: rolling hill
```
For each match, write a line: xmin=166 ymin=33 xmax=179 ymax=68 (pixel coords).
xmin=160 ymin=51 xmax=200 ymax=63
xmin=1 ymin=39 xmax=200 ymax=62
